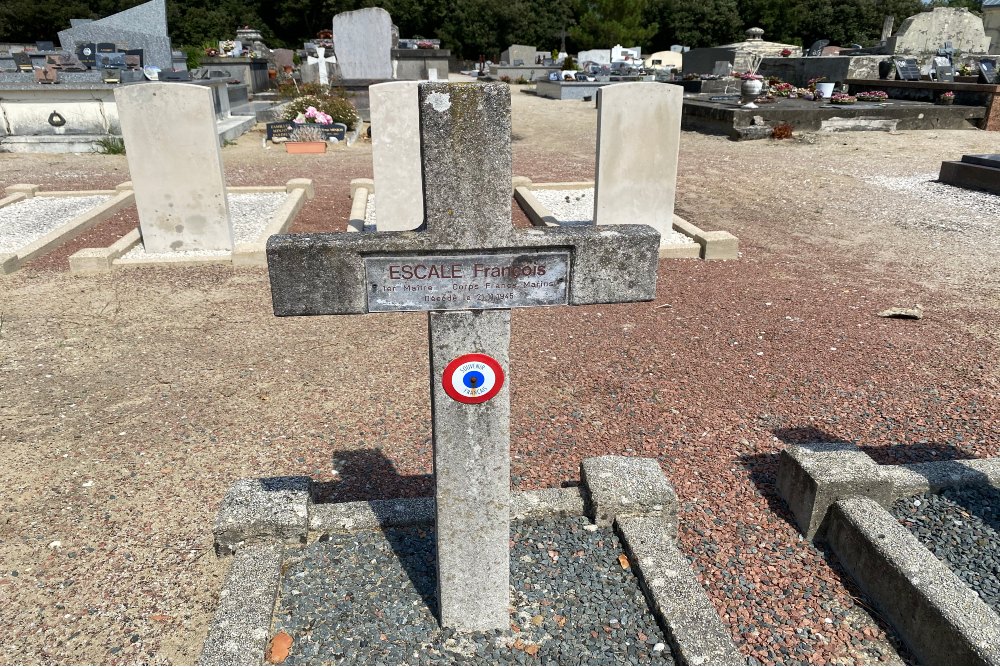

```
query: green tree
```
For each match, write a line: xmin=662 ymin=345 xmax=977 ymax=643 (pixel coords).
xmin=569 ymin=0 xmax=658 ymax=50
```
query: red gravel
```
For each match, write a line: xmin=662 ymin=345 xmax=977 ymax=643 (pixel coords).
xmin=1 ymin=93 xmax=998 ymax=664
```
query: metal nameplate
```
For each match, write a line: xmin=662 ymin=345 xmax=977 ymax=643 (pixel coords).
xmin=365 ymin=252 xmax=570 ymax=312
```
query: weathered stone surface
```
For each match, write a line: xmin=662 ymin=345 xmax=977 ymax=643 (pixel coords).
xmin=775 ymin=442 xmax=893 ymax=540
xmin=309 ymin=497 xmax=435 ymax=532
xmin=199 ymin=542 xmax=284 ymax=665
xmin=57 ymin=0 xmax=173 ymax=70
xmin=331 ymin=7 xmax=393 ymax=80
xmin=888 ymin=7 xmax=991 ymax=55
xmin=213 ymin=476 xmax=310 ymax=555
xmin=595 ymin=83 xmax=683 ymax=243
xmin=115 ymin=83 xmax=233 ymax=254
xmin=370 ymin=81 xmax=422 ymax=231
xmin=430 ymin=309 xmax=511 ymax=630
xmin=826 ymin=496 xmax=1000 ymax=665
xmin=511 ymin=486 xmax=587 ymax=520
xmin=580 ymin=456 xmax=678 ymax=536
xmin=617 ymin=516 xmax=745 ymax=666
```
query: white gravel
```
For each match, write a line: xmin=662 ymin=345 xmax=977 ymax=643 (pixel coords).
xmin=0 ymin=195 xmax=111 ymax=252
xmin=857 ymin=172 xmax=1000 ymax=234
xmin=531 ymin=188 xmax=694 ymax=244
xmin=121 ymin=192 xmax=287 ymax=259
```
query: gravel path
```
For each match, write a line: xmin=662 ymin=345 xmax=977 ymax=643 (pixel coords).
xmin=892 ymin=488 xmax=1000 ymax=613
xmin=273 ymin=516 xmax=674 ymax=665
xmin=857 ymin=173 xmax=1000 ymax=230
xmin=530 ymin=189 xmax=694 ymax=245
xmin=120 ymin=192 xmax=286 ymax=259
xmin=0 ymin=195 xmax=111 ymax=252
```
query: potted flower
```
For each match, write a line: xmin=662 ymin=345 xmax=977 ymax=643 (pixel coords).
xmin=286 ymin=124 xmax=328 ymax=154
xmin=856 ymin=90 xmax=889 ymax=102
xmin=739 ymin=55 xmax=765 ymax=107
xmin=938 ymin=90 xmax=955 ymax=105
xmin=830 ymin=93 xmax=857 ymax=105
xmin=808 ymin=76 xmax=835 ymax=99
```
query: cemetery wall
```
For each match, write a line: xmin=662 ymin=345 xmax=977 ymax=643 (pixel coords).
xmin=0 ymin=86 xmax=120 ymax=139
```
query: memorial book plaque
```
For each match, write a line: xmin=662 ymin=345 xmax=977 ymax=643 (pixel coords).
xmin=365 ymin=251 xmax=570 ymax=312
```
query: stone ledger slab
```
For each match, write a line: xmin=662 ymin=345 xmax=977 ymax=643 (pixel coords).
xmin=115 ymin=83 xmax=233 ymax=254
xmin=331 ymin=7 xmax=393 ymax=80
xmin=369 ymin=81 xmax=423 ymax=231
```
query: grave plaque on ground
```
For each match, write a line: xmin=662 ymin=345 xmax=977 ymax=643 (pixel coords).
xmin=895 ymin=58 xmax=921 ymax=81
xmin=115 ymin=82 xmax=233 ymax=253
xmin=266 ymin=82 xmax=660 ymax=631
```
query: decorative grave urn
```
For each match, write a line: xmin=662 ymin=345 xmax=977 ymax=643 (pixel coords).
xmin=740 ymin=77 xmax=763 ymax=107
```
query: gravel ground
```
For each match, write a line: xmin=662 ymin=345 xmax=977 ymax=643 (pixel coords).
xmin=273 ymin=516 xmax=674 ymax=665
xmin=0 ymin=195 xmax=111 ymax=252
xmin=892 ymin=488 xmax=1000 ymax=613
xmin=119 ymin=192 xmax=286 ymax=259
xmin=1 ymin=86 xmax=999 ymax=665
xmin=530 ymin=189 xmax=695 ymax=245
xmin=857 ymin=173 xmax=1000 ymax=229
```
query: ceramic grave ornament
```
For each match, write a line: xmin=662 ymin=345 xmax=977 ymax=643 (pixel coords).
xmin=266 ymin=82 xmax=661 ymax=631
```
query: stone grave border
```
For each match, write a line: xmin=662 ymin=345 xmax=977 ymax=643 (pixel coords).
xmin=67 ymin=178 xmax=314 ymax=273
xmin=511 ymin=179 xmax=739 ymax=261
xmin=200 ymin=455 xmax=742 ymax=666
xmin=777 ymin=442 xmax=1000 ymax=664
xmin=0 ymin=182 xmax=135 ymax=275
xmin=344 ymin=176 xmax=739 ymax=261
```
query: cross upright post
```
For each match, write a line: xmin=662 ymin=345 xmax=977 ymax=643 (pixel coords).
xmin=266 ymin=82 xmax=661 ymax=631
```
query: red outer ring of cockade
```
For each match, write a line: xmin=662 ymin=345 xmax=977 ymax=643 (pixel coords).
xmin=441 ymin=353 xmax=505 ymax=404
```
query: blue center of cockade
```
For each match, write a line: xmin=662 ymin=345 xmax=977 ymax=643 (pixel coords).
xmin=463 ymin=371 xmax=485 ymax=389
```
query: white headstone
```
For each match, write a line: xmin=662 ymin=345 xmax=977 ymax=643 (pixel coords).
xmin=115 ymin=82 xmax=233 ymax=253
xmin=331 ymin=7 xmax=393 ymax=79
xmin=594 ymin=82 xmax=682 ymax=240
xmin=369 ymin=81 xmax=422 ymax=231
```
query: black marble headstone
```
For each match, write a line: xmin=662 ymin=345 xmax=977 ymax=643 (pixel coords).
xmin=979 ymin=60 xmax=997 ymax=84
xmin=961 ymin=154 xmax=1000 ymax=169
xmin=13 ymin=52 xmax=33 ymax=71
xmin=937 ymin=65 xmax=954 ymax=82
xmin=894 ymin=58 xmax=921 ymax=81
xmin=35 ymin=41 xmax=55 ymax=51
xmin=76 ymin=43 xmax=97 ymax=68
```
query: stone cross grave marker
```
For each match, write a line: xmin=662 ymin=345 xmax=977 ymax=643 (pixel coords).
xmin=266 ymin=82 xmax=661 ymax=631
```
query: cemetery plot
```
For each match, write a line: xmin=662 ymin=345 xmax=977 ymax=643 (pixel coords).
xmin=893 ymin=487 xmax=1000 ymax=615
xmin=271 ymin=517 xmax=676 ymax=665
xmin=0 ymin=195 xmax=112 ymax=253
xmin=118 ymin=192 xmax=286 ymax=260
xmin=0 ymin=188 xmax=134 ymax=274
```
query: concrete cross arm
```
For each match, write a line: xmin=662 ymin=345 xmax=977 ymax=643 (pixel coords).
xmin=266 ymin=81 xmax=660 ymax=317
xmin=266 ymin=223 xmax=660 ymax=315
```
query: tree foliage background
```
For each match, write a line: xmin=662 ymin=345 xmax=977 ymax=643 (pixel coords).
xmin=0 ymin=0 xmax=985 ymax=60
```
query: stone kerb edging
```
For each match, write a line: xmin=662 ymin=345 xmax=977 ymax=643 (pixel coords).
xmin=512 ymin=178 xmax=740 ymax=261
xmin=204 ymin=456 xmax=742 ymax=666
xmin=776 ymin=443 xmax=1000 ymax=664
xmin=67 ymin=179 xmax=314 ymax=273
xmin=0 ymin=182 xmax=135 ymax=275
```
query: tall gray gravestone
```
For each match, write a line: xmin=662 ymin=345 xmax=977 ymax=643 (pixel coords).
xmin=266 ymin=82 xmax=661 ymax=631
xmin=331 ymin=7 xmax=393 ymax=80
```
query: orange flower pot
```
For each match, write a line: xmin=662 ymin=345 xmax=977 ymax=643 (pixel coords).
xmin=285 ymin=141 xmax=327 ymax=154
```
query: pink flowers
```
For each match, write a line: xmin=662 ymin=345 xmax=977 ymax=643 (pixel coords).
xmin=830 ymin=93 xmax=857 ymax=104
xmin=294 ymin=106 xmax=334 ymax=125
xmin=780 ymin=48 xmax=792 ymax=57
xmin=739 ymin=71 xmax=763 ymax=80
xmin=856 ymin=90 xmax=889 ymax=101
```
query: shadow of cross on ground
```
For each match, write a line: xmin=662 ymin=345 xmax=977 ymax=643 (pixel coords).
xmin=264 ymin=81 xmax=661 ymax=632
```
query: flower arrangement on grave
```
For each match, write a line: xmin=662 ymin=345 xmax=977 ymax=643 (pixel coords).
xmin=856 ymin=90 xmax=889 ymax=102
xmin=739 ymin=71 xmax=763 ymax=80
xmin=771 ymin=82 xmax=795 ymax=97
xmin=222 ymin=40 xmax=235 ymax=54
xmin=205 ymin=47 xmax=219 ymax=57
xmin=959 ymin=64 xmax=974 ymax=77
xmin=289 ymin=124 xmax=326 ymax=143
xmin=283 ymin=92 xmax=359 ymax=130
xmin=938 ymin=90 xmax=955 ymax=105
xmin=780 ymin=48 xmax=792 ymax=57
xmin=830 ymin=93 xmax=857 ymax=105
xmin=417 ymin=40 xmax=435 ymax=49
xmin=795 ymin=87 xmax=815 ymax=100
xmin=806 ymin=76 xmax=826 ymax=91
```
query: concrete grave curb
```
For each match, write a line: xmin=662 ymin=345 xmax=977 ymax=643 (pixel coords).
xmin=0 ymin=182 xmax=135 ymax=275
xmin=202 ymin=456 xmax=742 ymax=665
xmin=776 ymin=442 xmax=1000 ymax=664
xmin=67 ymin=179 xmax=314 ymax=273
xmin=511 ymin=178 xmax=739 ymax=260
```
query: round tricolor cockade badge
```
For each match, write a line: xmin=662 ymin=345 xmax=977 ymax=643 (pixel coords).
xmin=442 ymin=353 xmax=505 ymax=404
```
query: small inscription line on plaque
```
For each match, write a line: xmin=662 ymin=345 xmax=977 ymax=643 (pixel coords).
xmin=365 ymin=251 xmax=570 ymax=312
